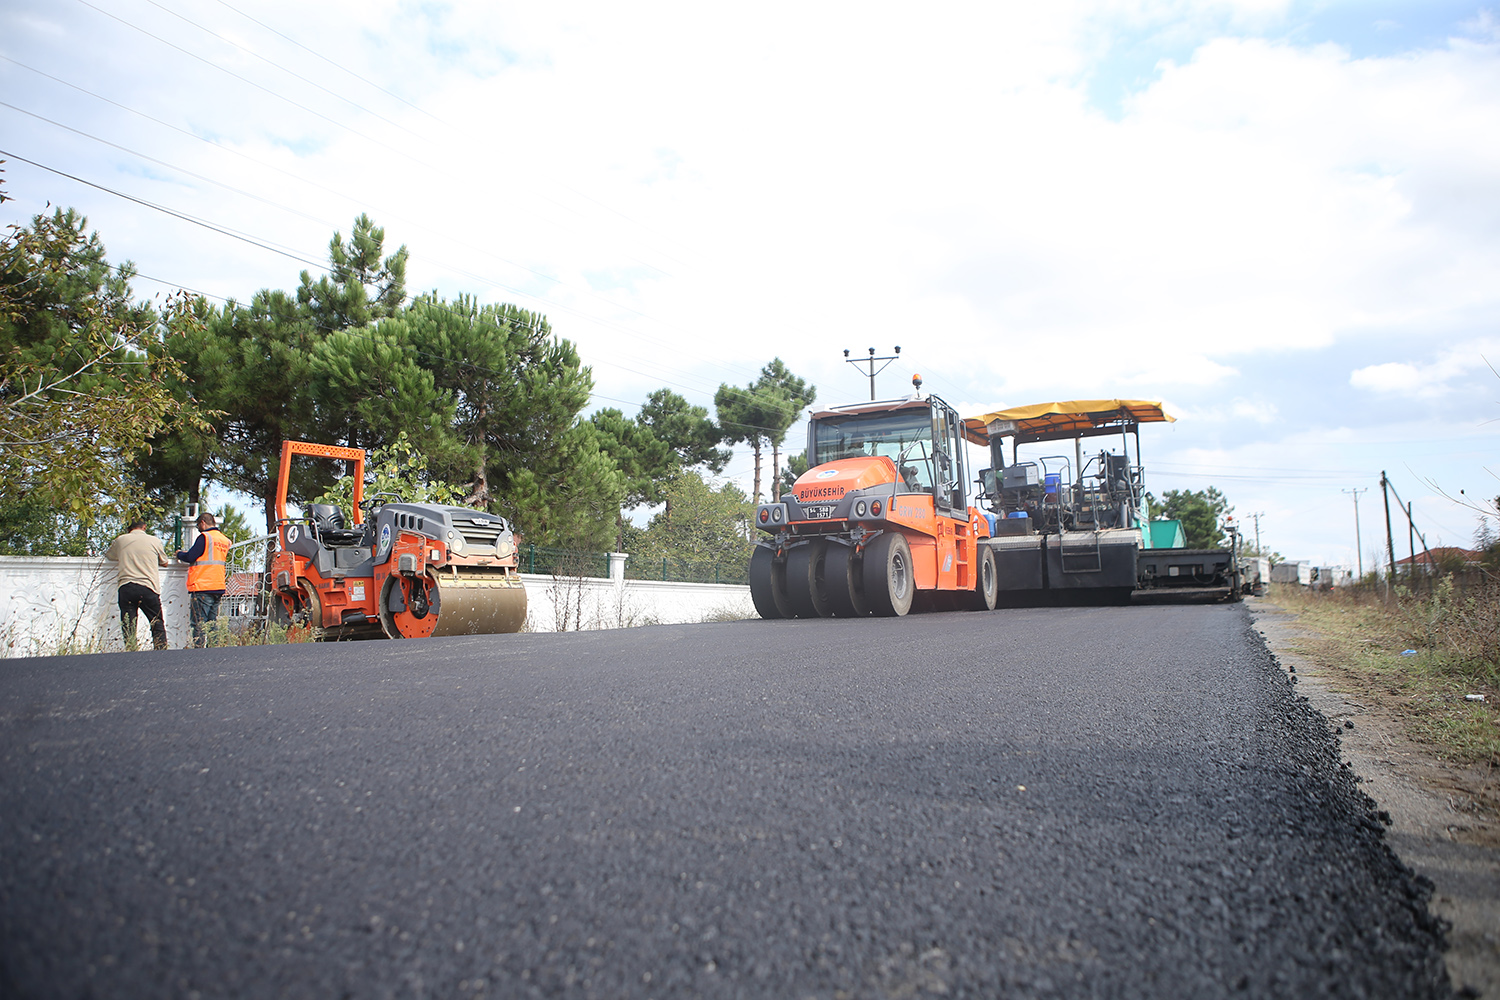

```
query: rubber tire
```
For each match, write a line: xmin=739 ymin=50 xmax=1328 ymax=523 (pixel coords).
xmin=823 ymin=543 xmax=869 ymax=617
xmin=863 ymin=532 xmax=915 ymax=617
xmin=749 ymin=546 xmax=791 ymax=619
xmin=971 ymin=545 xmax=998 ymax=611
xmin=785 ymin=541 xmax=833 ymax=618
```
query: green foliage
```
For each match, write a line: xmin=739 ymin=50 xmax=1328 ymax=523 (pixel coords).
xmin=310 ymin=431 xmax=465 ymax=523
xmin=211 ymin=503 xmax=254 ymax=543
xmin=0 ymin=206 xmax=209 ymax=533
xmin=778 ymin=451 xmax=809 ymax=498
xmin=715 ymin=358 xmax=815 ymax=502
xmin=0 ymin=496 xmax=99 ymax=555
xmin=390 ymin=294 xmax=619 ymax=548
xmin=137 ymin=221 xmax=617 ymax=549
xmin=638 ymin=389 xmax=730 ymax=475
xmin=626 ymin=471 xmax=753 ymax=570
xmin=590 ymin=406 xmax=672 ymax=510
xmin=500 ymin=421 xmax=625 ymax=551
xmin=139 ymin=214 xmax=414 ymax=534
xmin=590 ymin=389 xmax=730 ymax=550
xmin=309 ymin=322 xmax=455 ymax=456
xmin=296 ymin=214 xmax=408 ymax=331
xmin=1146 ymin=487 xmax=1232 ymax=549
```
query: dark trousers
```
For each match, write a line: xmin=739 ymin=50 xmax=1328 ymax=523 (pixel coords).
xmin=189 ymin=591 xmax=224 ymax=647
xmin=118 ymin=583 xmax=168 ymax=651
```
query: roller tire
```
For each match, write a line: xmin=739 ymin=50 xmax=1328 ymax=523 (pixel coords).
xmin=285 ymin=579 xmax=325 ymax=641
xmin=972 ymin=545 xmax=998 ymax=611
xmin=749 ymin=546 xmax=791 ymax=620
xmin=863 ymin=532 xmax=915 ymax=617
xmin=379 ymin=573 xmax=442 ymax=638
xmin=785 ymin=541 xmax=833 ymax=618
xmin=823 ymin=544 xmax=869 ymax=617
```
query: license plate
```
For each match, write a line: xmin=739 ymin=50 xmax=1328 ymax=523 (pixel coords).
xmin=803 ymin=504 xmax=836 ymax=520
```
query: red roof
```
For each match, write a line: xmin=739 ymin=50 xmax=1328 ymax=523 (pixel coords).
xmin=1395 ymin=547 xmax=1478 ymax=567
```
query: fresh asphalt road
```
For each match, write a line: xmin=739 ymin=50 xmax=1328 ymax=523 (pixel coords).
xmin=0 ymin=604 xmax=1452 ymax=999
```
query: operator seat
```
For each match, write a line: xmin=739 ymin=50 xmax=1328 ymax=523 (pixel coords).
xmin=309 ymin=504 xmax=364 ymax=546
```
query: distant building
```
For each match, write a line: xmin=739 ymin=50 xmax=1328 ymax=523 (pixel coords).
xmin=1270 ymin=561 xmax=1312 ymax=586
xmin=1395 ymin=547 xmax=1481 ymax=574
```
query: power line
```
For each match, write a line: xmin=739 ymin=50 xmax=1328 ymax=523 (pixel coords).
xmin=1 ymin=148 xmax=327 ymax=268
xmin=209 ymin=0 xmax=446 ymax=127
xmin=0 ymin=68 xmax=767 ymax=390
xmin=75 ymin=0 xmax=688 ymax=286
xmin=0 ymin=101 xmax=342 ymax=234
xmin=4 ymin=29 xmax=817 ymax=412
xmin=1 ymin=133 xmax=774 ymax=402
xmin=139 ymin=0 xmax=427 ymax=141
xmin=72 ymin=0 xmax=451 ymax=182
xmin=10 ymin=209 xmax=795 ymax=436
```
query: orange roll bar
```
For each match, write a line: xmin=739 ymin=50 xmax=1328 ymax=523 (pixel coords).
xmin=274 ymin=440 xmax=367 ymax=525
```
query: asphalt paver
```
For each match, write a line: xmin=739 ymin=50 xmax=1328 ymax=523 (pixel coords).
xmin=0 ymin=603 xmax=1453 ymax=997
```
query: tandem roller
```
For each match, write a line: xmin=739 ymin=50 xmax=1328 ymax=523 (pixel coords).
xmin=270 ymin=441 xmax=530 ymax=641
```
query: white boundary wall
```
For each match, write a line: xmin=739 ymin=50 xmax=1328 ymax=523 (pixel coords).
xmin=0 ymin=554 xmax=753 ymax=657
xmin=0 ymin=556 xmax=195 ymax=656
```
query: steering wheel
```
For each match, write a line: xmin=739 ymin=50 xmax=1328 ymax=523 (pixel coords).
xmin=361 ymin=491 xmax=403 ymax=510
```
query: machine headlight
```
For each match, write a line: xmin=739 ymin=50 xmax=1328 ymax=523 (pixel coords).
xmin=759 ymin=508 xmax=770 ymax=524
xmin=447 ymin=529 xmax=467 ymax=555
xmin=772 ymin=507 xmax=783 ymax=523
xmin=871 ymin=500 xmax=883 ymax=516
xmin=495 ymin=536 xmax=515 ymax=558
xmin=855 ymin=500 xmax=868 ymax=517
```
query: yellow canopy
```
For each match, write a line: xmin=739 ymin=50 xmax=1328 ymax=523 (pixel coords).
xmin=963 ymin=399 xmax=1174 ymax=444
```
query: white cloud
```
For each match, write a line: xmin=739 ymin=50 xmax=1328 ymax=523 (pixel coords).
xmin=3 ymin=0 xmax=1499 ymax=543
xmin=1350 ymin=340 xmax=1500 ymax=398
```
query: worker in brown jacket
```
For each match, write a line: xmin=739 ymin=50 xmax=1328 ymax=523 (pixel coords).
xmin=104 ymin=518 xmax=171 ymax=650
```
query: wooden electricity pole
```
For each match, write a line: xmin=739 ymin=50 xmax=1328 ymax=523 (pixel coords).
xmin=1380 ymin=471 xmax=1396 ymax=601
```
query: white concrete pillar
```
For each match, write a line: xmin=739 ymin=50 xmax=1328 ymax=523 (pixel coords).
xmin=608 ymin=552 xmax=629 ymax=589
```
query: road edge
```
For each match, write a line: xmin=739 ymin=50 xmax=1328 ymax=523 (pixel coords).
xmin=1247 ymin=598 xmax=1499 ymax=998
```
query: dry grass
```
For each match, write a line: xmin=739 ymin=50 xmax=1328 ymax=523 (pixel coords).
xmin=1268 ymin=581 xmax=1500 ymax=764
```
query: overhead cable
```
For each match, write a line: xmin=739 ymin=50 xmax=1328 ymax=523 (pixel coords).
xmin=0 ymin=148 xmax=327 ymax=268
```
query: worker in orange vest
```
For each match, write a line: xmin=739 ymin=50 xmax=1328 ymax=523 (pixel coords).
xmin=176 ymin=511 xmax=232 ymax=647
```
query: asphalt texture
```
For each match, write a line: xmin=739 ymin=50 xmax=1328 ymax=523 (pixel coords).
xmin=0 ymin=603 xmax=1453 ymax=998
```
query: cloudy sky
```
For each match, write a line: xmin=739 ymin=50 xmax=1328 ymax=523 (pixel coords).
xmin=4 ymin=0 xmax=1499 ymax=567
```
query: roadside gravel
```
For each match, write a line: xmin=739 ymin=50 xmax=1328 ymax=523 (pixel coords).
xmin=1250 ymin=598 xmax=1500 ymax=998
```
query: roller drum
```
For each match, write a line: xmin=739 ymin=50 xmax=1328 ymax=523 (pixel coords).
xmin=381 ymin=570 xmax=528 ymax=638
xmin=430 ymin=572 xmax=528 ymax=637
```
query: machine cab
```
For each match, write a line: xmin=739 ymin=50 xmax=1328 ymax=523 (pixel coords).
xmin=804 ymin=394 xmax=970 ymax=515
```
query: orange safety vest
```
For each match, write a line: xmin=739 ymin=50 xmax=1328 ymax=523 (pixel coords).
xmin=186 ymin=529 xmax=232 ymax=592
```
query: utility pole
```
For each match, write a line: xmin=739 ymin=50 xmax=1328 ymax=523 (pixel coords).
xmin=1407 ymin=501 xmax=1416 ymax=574
xmin=1380 ymin=471 xmax=1396 ymax=601
xmin=1250 ymin=511 xmax=1264 ymax=557
xmin=1342 ymin=487 xmax=1366 ymax=579
xmin=843 ymin=346 xmax=901 ymax=400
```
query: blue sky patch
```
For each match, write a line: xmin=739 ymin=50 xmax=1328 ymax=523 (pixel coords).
xmin=1085 ymin=1 xmax=1491 ymax=119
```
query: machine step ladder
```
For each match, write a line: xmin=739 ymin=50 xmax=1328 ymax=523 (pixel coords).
xmin=1059 ymin=531 xmax=1103 ymax=574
